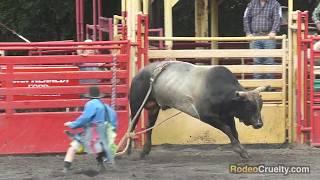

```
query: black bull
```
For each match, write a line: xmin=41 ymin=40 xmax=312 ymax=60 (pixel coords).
xmin=128 ymin=61 xmax=269 ymax=159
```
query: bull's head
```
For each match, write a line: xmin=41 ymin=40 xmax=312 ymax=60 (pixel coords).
xmin=232 ymin=85 xmax=270 ymax=129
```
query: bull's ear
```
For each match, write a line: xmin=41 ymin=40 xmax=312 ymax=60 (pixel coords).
xmin=232 ymin=91 xmax=248 ymax=101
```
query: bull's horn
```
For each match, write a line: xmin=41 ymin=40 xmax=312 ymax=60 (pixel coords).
xmin=253 ymin=85 xmax=271 ymax=93
xmin=235 ymin=91 xmax=248 ymax=97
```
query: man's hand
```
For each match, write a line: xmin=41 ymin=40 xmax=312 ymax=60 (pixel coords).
xmin=268 ymin=32 xmax=276 ymax=39
xmin=64 ymin=121 xmax=72 ymax=127
xmin=246 ymin=34 xmax=253 ymax=41
xmin=316 ymin=22 xmax=320 ymax=31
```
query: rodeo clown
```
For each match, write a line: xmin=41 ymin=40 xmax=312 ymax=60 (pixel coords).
xmin=63 ymin=86 xmax=117 ymax=173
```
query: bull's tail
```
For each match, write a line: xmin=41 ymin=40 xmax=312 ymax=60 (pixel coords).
xmin=128 ymin=77 xmax=154 ymax=133
xmin=126 ymin=74 xmax=154 ymax=155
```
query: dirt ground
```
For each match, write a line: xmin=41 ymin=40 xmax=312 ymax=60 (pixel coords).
xmin=0 ymin=144 xmax=320 ymax=180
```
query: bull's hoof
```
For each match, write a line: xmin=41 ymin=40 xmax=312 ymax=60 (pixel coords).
xmin=239 ymin=151 xmax=250 ymax=159
xmin=140 ymin=152 xmax=148 ymax=159
xmin=127 ymin=148 xmax=132 ymax=156
xmin=140 ymin=153 xmax=147 ymax=159
xmin=231 ymin=143 xmax=249 ymax=159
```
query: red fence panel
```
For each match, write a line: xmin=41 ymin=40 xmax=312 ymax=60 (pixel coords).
xmin=0 ymin=40 xmax=132 ymax=154
xmin=0 ymin=66 xmax=80 ymax=100
xmin=296 ymin=11 xmax=320 ymax=146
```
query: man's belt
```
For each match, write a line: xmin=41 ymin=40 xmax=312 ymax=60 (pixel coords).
xmin=253 ymin=32 xmax=269 ymax=36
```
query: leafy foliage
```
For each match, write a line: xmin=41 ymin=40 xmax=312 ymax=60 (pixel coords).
xmin=0 ymin=0 xmax=316 ymax=42
xmin=0 ymin=0 xmax=75 ymax=42
xmin=219 ymin=0 xmax=250 ymax=37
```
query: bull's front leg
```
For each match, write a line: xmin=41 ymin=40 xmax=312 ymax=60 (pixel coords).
xmin=205 ymin=116 xmax=249 ymax=159
xmin=219 ymin=124 xmax=249 ymax=159
xmin=224 ymin=117 xmax=249 ymax=159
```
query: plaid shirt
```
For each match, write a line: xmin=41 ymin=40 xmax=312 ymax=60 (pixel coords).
xmin=243 ymin=0 xmax=281 ymax=34
xmin=312 ymin=3 xmax=320 ymax=24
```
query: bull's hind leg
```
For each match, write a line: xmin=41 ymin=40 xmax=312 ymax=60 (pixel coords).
xmin=127 ymin=97 xmax=142 ymax=155
xmin=128 ymin=87 xmax=147 ymax=155
xmin=140 ymin=106 xmax=160 ymax=159
xmin=128 ymin=73 xmax=153 ymax=155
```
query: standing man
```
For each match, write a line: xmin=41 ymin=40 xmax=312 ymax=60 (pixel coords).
xmin=243 ymin=0 xmax=281 ymax=79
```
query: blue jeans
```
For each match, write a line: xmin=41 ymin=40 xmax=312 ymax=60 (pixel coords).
xmin=250 ymin=39 xmax=276 ymax=79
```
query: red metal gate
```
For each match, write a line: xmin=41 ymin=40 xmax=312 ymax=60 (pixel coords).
xmin=296 ymin=11 xmax=320 ymax=146
xmin=0 ymin=40 xmax=132 ymax=154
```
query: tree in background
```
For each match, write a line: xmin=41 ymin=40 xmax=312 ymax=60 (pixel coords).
xmin=0 ymin=0 xmax=75 ymax=42
xmin=0 ymin=0 xmax=316 ymax=42
xmin=218 ymin=0 xmax=249 ymax=37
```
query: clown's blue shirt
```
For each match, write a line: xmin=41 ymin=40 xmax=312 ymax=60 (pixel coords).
xmin=68 ymin=99 xmax=117 ymax=129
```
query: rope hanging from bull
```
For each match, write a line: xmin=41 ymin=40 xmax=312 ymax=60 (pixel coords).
xmin=115 ymin=61 xmax=180 ymax=156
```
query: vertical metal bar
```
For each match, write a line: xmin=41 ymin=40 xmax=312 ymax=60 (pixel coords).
xmin=144 ymin=15 xmax=149 ymax=66
xmin=5 ymin=64 xmax=14 ymax=115
xmin=303 ymin=41 xmax=308 ymax=143
xmin=305 ymin=11 xmax=309 ymax=38
xmin=296 ymin=11 xmax=302 ymax=143
xmin=80 ymin=0 xmax=84 ymax=41
xmin=86 ymin=25 xmax=89 ymax=39
xmin=92 ymin=0 xmax=97 ymax=41
xmin=76 ymin=0 xmax=80 ymax=42
xmin=136 ymin=14 xmax=142 ymax=70
xmin=98 ymin=18 xmax=102 ymax=41
xmin=310 ymin=38 xmax=315 ymax=144
xmin=98 ymin=0 xmax=102 ymax=18
xmin=303 ymin=12 xmax=310 ymax=143
xmin=126 ymin=40 xmax=131 ymax=145
xmin=108 ymin=18 xmax=113 ymax=40
xmin=98 ymin=0 xmax=102 ymax=41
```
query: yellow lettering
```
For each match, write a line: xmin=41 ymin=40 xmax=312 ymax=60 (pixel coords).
xmin=229 ymin=164 xmax=237 ymax=173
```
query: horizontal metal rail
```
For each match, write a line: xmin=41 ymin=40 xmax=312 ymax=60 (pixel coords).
xmin=148 ymin=35 xmax=286 ymax=42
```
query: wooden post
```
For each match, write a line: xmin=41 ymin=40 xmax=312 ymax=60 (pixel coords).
xmin=281 ymin=35 xmax=288 ymax=144
xmin=143 ymin=0 xmax=149 ymax=14
xmin=210 ymin=0 xmax=219 ymax=65
xmin=126 ymin=0 xmax=141 ymax=77
xmin=126 ymin=0 xmax=145 ymax=147
xmin=121 ymin=0 xmax=126 ymax=12
xmin=164 ymin=0 xmax=178 ymax=49
xmin=195 ymin=0 xmax=209 ymax=64
xmin=288 ymin=0 xmax=295 ymax=143
xmin=195 ymin=0 xmax=208 ymax=37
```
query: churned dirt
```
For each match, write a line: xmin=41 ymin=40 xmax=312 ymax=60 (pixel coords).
xmin=0 ymin=144 xmax=320 ymax=180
